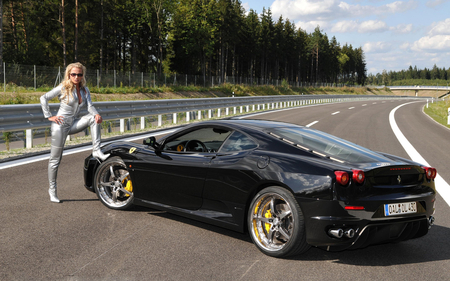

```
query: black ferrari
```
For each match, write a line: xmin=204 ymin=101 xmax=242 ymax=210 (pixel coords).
xmin=83 ymin=119 xmax=437 ymax=257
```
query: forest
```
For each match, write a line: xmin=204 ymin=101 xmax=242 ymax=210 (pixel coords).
xmin=1 ymin=0 xmax=367 ymax=85
xmin=367 ymin=65 xmax=450 ymax=86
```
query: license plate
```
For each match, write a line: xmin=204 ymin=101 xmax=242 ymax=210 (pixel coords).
xmin=384 ymin=202 xmax=417 ymax=216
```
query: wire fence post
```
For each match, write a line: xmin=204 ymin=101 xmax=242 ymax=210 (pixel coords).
xmin=34 ymin=65 xmax=36 ymax=90
xmin=3 ymin=62 xmax=6 ymax=92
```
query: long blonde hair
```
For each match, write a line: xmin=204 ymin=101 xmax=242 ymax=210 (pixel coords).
xmin=60 ymin=62 xmax=87 ymax=103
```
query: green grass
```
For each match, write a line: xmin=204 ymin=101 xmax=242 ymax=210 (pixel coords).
xmin=0 ymin=83 xmax=384 ymax=105
xmin=423 ymin=99 xmax=450 ymax=129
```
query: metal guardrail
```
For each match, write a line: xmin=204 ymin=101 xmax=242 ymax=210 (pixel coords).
xmin=0 ymin=94 xmax=429 ymax=149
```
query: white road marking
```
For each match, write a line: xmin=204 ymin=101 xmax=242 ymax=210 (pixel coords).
xmin=390 ymin=102 xmax=450 ymax=206
xmin=332 ymin=111 xmax=340 ymax=115
xmin=306 ymin=121 xmax=319 ymax=127
xmin=362 ymin=104 xmax=367 ymax=106
xmin=349 ymin=107 xmax=355 ymax=109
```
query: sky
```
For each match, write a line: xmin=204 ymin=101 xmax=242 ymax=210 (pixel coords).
xmin=241 ymin=0 xmax=450 ymax=76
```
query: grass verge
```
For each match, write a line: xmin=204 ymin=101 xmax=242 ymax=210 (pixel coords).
xmin=423 ymin=99 xmax=450 ymax=129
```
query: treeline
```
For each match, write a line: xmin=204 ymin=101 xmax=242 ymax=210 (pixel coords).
xmin=367 ymin=64 xmax=450 ymax=86
xmin=1 ymin=0 xmax=367 ymax=85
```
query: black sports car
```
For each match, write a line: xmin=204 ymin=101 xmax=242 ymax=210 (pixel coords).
xmin=84 ymin=119 xmax=437 ymax=257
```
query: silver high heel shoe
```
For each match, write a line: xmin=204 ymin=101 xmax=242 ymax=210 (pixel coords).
xmin=92 ymin=149 xmax=110 ymax=161
xmin=49 ymin=188 xmax=60 ymax=203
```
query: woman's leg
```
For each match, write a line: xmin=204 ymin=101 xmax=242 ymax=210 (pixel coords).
xmin=69 ymin=114 xmax=109 ymax=160
xmin=48 ymin=121 xmax=71 ymax=203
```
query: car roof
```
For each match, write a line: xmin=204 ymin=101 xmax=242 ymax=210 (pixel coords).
xmin=196 ymin=118 xmax=301 ymax=132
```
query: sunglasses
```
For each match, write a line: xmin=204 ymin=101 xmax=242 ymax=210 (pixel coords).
xmin=70 ymin=73 xmax=83 ymax=77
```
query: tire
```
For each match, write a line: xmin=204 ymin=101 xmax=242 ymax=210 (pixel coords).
xmin=248 ymin=186 xmax=310 ymax=257
xmin=93 ymin=157 xmax=134 ymax=210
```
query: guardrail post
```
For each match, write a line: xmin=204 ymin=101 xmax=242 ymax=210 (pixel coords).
xmin=158 ymin=115 xmax=162 ymax=126
xmin=173 ymin=113 xmax=177 ymax=124
xmin=186 ymin=111 xmax=190 ymax=122
xmin=140 ymin=117 xmax=145 ymax=130
xmin=448 ymin=108 xmax=450 ymax=125
xmin=120 ymin=119 xmax=125 ymax=133
xmin=208 ymin=110 xmax=212 ymax=119
xmin=26 ymin=129 xmax=33 ymax=148
xmin=218 ymin=108 xmax=221 ymax=117
xmin=198 ymin=110 xmax=202 ymax=120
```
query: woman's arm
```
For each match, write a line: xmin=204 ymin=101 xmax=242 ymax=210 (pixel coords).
xmin=40 ymin=85 xmax=62 ymax=118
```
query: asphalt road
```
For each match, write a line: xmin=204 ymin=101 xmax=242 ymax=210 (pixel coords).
xmin=1 ymin=99 xmax=450 ymax=280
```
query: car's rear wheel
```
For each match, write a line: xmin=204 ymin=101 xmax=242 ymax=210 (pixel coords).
xmin=93 ymin=157 xmax=134 ymax=210
xmin=248 ymin=186 xmax=310 ymax=257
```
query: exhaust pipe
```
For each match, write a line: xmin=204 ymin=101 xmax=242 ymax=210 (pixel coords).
xmin=344 ymin=228 xmax=355 ymax=239
xmin=428 ymin=216 xmax=435 ymax=229
xmin=328 ymin=228 xmax=343 ymax=239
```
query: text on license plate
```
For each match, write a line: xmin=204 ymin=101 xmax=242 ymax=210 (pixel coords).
xmin=384 ymin=202 xmax=417 ymax=216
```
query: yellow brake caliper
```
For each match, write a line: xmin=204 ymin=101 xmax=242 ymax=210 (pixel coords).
xmin=253 ymin=202 xmax=273 ymax=240
xmin=264 ymin=209 xmax=272 ymax=233
xmin=122 ymin=178 xmax=133 ymax=197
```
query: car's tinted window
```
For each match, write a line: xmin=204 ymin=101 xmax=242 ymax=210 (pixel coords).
xmin=270 ymin=127 xmax=390 ymax=163
xmin=163 ymin=127 xmax=232 ymax=152
xmin=220 ymin=131 xmax=258 ymax=152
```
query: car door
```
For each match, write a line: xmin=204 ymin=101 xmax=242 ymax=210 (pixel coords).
xmin=202 ymin=131 xmax=260 ymax=220
xmin=131 ymin=126 xmax=231 ymax=210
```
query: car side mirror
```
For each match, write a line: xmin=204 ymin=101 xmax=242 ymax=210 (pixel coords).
xmin=143 ymin=136 xmax=160 ymax=150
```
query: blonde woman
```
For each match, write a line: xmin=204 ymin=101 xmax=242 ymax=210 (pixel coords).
xmin=40 ymin=62 xmax=109 ymax=203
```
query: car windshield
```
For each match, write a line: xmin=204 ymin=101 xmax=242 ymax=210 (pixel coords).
xmin=270 ymin=127 xmax=390 ymax=163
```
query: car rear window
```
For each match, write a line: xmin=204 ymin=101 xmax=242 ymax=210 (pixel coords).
xmin=270 ymin=127 xmax=390 ymax=163
xmin=220 ymin=131 xmax=258 ymax=152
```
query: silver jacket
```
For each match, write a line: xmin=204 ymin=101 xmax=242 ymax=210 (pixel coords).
xmin=40 ymin=85 xmax=98 ymax=118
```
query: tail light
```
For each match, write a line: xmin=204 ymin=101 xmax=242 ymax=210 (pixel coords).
xmin=352 ymin=170 xmax=365 ymax=184
xmin=335 ymin=171 xmax=349 ymax=186
xmin=423 ymin=167 xmax=437 ymax=180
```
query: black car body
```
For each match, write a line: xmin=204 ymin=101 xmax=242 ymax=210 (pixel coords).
xmin=84 ymin=119 xmax=437 ymax=257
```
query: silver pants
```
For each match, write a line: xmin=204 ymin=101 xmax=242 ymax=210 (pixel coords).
xmin=48 ymin=114 xmax=102 ymax=190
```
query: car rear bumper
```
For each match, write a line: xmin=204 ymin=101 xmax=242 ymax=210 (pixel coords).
xmin=299 ymin=197 xmax=435 ymax=250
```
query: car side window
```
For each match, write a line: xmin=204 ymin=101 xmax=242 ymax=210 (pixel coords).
xmin=163 ymin=127 xmax=232 ymax=153
xmin=220 ymin=131 xmax=258 ymax=152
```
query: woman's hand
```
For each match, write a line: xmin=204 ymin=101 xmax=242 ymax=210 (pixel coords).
xmin=95 ymin=114 xmax=103 ymax=124
xmin=48 ymin=116 xmax=64 ymax=125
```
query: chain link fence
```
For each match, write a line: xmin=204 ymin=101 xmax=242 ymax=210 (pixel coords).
xmin=0 ymin=62 xmax=361 ymax=91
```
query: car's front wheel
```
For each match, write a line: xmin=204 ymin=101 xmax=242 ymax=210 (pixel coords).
xmin=248 ymin=186 xmax=310 ymax=257
xmin=93 ymin=157 xmax=134 ymax=210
